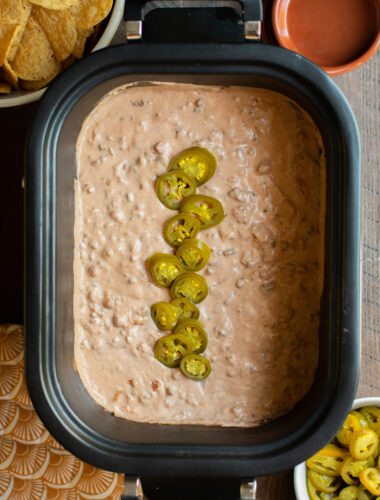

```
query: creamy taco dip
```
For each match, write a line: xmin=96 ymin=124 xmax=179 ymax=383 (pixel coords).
xmin=74 ymin=83 xmax=325 ymax=427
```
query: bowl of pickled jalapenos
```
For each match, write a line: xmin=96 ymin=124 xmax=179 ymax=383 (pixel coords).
xmin=294 ymin=398 xmax=380 ymax=500
xmin=147 ymin=147 xmax=225 ymax=382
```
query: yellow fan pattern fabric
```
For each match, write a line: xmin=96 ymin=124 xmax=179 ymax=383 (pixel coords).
xmin=0 ymin=324 xmax=124 ymax=499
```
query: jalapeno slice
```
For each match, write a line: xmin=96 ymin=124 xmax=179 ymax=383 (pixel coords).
xmin=350 ymin=429 xmax=379 ymax=461
xmin=359 ymin=468 xmax=380 ymax=496
xmin=337 ymin=414 xmax=362 ymax=446
xmin=171 ymin=272 xmax=208 ymax=304
xmin=151 ymin=302 xmax=178 ymax=331
xmin=341 ymin=456 xmax=374 ymax=485
xmin=147 ymin=253 xmax=184 ymax=288
xmin=307 ymin=445 xmax=348 ymax=476
xmin=338 ymin=485 xmax=359 ymax=500
xmin=350 ymin=411 xmax=370 ymax=430
xmin=174 ymin=319 xmax=208 ymax=354
xmin=156 ymin=169 xmax=196 ymax=210
xmin=176 ymin=238 xmax=211 ymax=271
xmin=169 ymin=147 xmax=217 ymax=186
xmin=360 ymin=407 xmax=380 ymax=432
xmin=180 ymin=354 xmax=212 ymax=381
xmin=307 ymin=470 xmax=341 ymax=493
xmin=154 ymin=333 xmax=194 ymax=368
xmin=163 ymin=213 xmax=200 ymax=247
xmin=170 ymin=298 xmax=200 ymax=321
xmin=180 ymin=194 xmax=225 ymax=230
xmin=320 ymin=493 xmax=338 ymax=500
xmin=307 ymin=479 xmax=339 ymax=500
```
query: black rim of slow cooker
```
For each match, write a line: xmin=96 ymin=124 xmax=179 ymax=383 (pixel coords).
xmin=25 ymin=38 xmax=360 ymax=478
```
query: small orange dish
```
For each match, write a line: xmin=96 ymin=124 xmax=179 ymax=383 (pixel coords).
xmin=272 ymin=0 xmax=380 ymax=76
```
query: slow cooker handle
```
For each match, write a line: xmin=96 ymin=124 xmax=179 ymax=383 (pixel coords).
xmin=121 ymin=477 xmax=258 ymax=499
xmin=125 ymin=0 xmax=263 ymax=42
xmin=121 ymin=477 xmax=146 ymax=500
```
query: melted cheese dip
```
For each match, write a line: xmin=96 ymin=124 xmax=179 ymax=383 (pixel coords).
xmin=74 ymin=83 xmax=325 ymax=427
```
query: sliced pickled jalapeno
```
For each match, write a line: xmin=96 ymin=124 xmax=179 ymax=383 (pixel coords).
xmin=169 ymin=147 xmax=217 ymax=186
xmin=170 ymin=298 xmax=200 ymax=321
xmin=151 ymin=302 xmax=178 ymax=331
xmin=337 ymin=414 xmax=362 ymax=446
xmin=307 ymin=445 xmax=348 ymax=476
xmin=338 ymin=485 xmax=359 ymax=500
xmin=350 ymin=410 xmax=370 ymax=429
xmin=307 ymin=454 xmax=346 ymax=477
xmin=349 ymin=429 xmax=379 ymax=461
xmin=148 ymin=147 xmax=224 ymax=379
xmin=154 ymin=333 xmax=194 ymax=368
xmin=359 ymin=468 xmax=380 ymax=496
xmin=155 ymin=169 xmax=196 ymax=210
xmin=180 ymin=353 xmax=212 ymax=381
xmin=171 ymin=272 xmax=208 ymax=304
xmin=306 ymin=478 xmax=323 ymax=500
xmin=341 ymin=456 xmax=374 ymax=485
xmin=180 ymin=194 xmax=225 ymax=230
xmin=176 ymin=238 xmax=211 ymax=271
xmin=360 ymin=407 xmax=380 ymax=432
xmin=163 ymin=213 xmax=200 ymax=247
xmin=306 ymin=478 xmax=340 ymax=500
xmin=174 ymin=319 xmax=208 ymax=354
xmin=147 ymin=253 xmax=183 ymax=288
xmin=306 ymin=406 xmax=380 ymax=499
xmin=307 ymin=470 xmax=341 ymax=494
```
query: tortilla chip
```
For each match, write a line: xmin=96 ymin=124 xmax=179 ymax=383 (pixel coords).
xmin=0 ymin=0 xmax=22 ymax=23
xmin=32 ymin=6 xmax=76 ymax=61
xmin=19 ymin=75 xmax=52 ymax=89
xmin=69 ymin=0 xmax=112 ymax=29
xmin=8 ymin=0 xmax=32 ymax=61
xmin=0 ymin=81 xmax=12 ymax=93
xmin=11 ymin=16 xmax=61 ymax=80
xmin=0 ymin=59 xmax=19 ymax=87
xmin=0 ymin=21 xmax=19 ymax=66
xmin=28 ymin=0 xmax=80 ymax=10
xmin=71 ymin=27 xmax=93 ymax=58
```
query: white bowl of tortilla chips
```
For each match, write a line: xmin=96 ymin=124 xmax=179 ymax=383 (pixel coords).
xmin=0 ymin=0 xmax=123 ymax=107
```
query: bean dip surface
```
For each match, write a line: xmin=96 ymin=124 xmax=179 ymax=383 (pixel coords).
xmin=74 ymin=83 xmax=325 ymax=427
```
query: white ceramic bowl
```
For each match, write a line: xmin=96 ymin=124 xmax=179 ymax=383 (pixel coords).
xmin=294 ymin=397 xmax=380 ymax=500
xmin=0 ymin=0 xmax=124 ymax=108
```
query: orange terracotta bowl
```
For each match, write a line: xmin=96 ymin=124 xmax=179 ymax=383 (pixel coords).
xmin=272 ymin=0 xmax=380 ymax=76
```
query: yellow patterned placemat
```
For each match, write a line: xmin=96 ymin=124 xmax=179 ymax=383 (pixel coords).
xmin=0 ymin=324 xmax=124 ymax=499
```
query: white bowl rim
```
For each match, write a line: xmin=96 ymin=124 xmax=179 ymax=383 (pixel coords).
xmin=0 ymin=0 xmax=124 ymax=108
xmin=294 ymin=397 xmax=380 ymax=500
